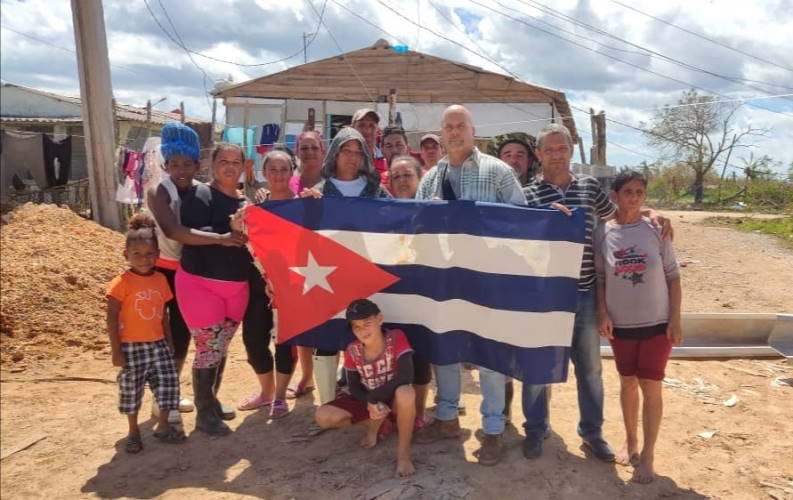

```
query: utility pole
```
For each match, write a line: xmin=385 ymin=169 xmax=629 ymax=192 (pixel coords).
xmin=302 ymin=32 xmax=310 ymax=63
xmin=71 ymin=0 xmax=121 ymax=230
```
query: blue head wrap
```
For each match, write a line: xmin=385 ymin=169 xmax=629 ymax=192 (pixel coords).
xmin=161 ymin=122 xmax=200 ymax=162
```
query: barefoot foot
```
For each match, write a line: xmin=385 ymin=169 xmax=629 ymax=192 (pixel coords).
xmin=632 ymin=457 xmax=655 ymax=484
xmin=395 ymin=457 xmax=415 ymax=477
xmin=360 ymin=430 xmax=378 ymax=449
xmin=615 ymin=441 xmax=640 ymax=466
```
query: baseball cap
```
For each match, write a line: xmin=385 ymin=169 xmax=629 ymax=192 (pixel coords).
xmin=420 ymin=133 xmax=441 ymax=146
xmin=345 ymin=299 xmax=381 ymax=321
xmin=352 ymin=108 xmax=381 ymax=124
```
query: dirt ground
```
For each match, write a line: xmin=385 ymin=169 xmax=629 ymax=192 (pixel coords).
xmin=1 ymin=210 xmax=792 ymax=500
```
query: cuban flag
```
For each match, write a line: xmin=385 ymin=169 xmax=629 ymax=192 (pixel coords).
xmin=245 ymin=198 xmax=586 ymax=384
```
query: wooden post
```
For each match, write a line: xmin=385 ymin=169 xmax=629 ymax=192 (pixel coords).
xmin=146 ymin=99 xmax=152 ymax=137
xmin=596 ymin=111 xmax=607 ymax=165
xmin=180 ymin=101 xmax=185 ymax=123
xmin=388 ymin=89 xmax=397 ymax=126
xmin=71 ymin=0 xmax=120 ymax=229
xmin=578 ymin=141 xmax=587 ymax=165
xmin=210 ymin=98 xmax=217 ymax=148
xmin=589 ymin=108 xmax=597 ymax=166
xmin=304 ymin=108 xmax=316 ymax=132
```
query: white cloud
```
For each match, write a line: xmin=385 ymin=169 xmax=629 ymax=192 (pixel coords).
xmin=1 ymin=0 xmax=791 ymax=172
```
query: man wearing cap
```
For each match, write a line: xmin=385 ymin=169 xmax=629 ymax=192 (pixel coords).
xmin=498 ymin=136 xmax=538 ymax=187
xmin=352 ymin=108 xmax=389 ymax=185
xmin=413 ymin=104 xmax=525 ymax=466
xmin=419 ymin=133 xmax=443 ymax=172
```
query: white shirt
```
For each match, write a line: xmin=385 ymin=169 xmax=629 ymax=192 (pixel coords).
xmin=329 ymin=176 xmax=367 ymax=197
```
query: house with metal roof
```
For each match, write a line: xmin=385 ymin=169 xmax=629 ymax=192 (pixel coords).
xmin=211 ymin=39 xmax=578 ymax=154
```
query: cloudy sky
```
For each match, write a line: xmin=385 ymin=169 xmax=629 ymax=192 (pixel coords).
xmin=2 ymin=0 xmax=792 ymax=174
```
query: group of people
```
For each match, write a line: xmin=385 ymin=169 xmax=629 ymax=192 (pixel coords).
xmin=106 ymin=103 xmax=681 ymax=483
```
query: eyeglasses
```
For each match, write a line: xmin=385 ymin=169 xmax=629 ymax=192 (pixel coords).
xmin=339 ymin=149 xmax=363 ymax=157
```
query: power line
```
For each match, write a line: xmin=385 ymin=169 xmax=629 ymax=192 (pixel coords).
xmin=0 ymin=24 xmax=143 ymax=76
xmin=512 ymin=0 xmax=793 ymax=94
xmin=140 ymin=0 xmax=327 ymax=69
xmin=306 ymin=0 xmax=375 ymax=104
xmin=469 ymin=0 xmax=793 ymax=118
xmin=608 ymin=0 xmax=793 ymax=74
xmin=151 ymin=0 xmax=212 ymax=113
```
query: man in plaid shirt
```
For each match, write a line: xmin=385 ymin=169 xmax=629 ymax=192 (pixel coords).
xmin=414 ymin=105 xmax=524 ymax=466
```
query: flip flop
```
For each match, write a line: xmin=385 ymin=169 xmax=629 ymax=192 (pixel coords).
xmin=237 ymin=393 xmax=273 ymax=411
xmin=125 ymin=434 xmax=143 ymax=454
xmin=286 ymin=383 xmax=315 ymax=400
xmin=269 ymin=399 xmax=291 ymax=419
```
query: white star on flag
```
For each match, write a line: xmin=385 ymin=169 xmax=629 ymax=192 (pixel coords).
xmin=289 ymin=251 xmax=337 ymax=295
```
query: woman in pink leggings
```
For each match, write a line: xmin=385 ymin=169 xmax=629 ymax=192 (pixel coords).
xmin=177 ymin=142 xmax=250 ymax=436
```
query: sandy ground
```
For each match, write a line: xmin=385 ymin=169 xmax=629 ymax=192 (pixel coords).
xmin=1 ymin=210 xmax=792 ymax=500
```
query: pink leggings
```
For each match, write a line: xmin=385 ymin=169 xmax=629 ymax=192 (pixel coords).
xmin=176 ymin=268 xmax=249 ymax=368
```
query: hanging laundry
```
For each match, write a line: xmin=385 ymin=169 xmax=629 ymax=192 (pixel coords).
xmin=0 ymin=130 xmax=48 ymax=196
xmin=141 ymin=136 xmax=163 ymax=206
xmin=222 ymin=125 xmax=255 ymax=160
xmin=43 ymin=134 xmax=72 ymax=186
xmin=255 ymin=123 xmax=281 ymax=155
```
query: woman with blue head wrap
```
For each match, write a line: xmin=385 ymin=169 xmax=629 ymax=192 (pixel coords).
xmin=145 ymin=122 xmax=246 ymax=426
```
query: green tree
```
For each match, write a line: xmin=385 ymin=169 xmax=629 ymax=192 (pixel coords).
xmin=642 ymin=89 xmax=767 ymax=204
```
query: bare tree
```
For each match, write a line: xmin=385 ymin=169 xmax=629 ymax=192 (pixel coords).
xmin=642 ymin=89 xmax=768 ymax=204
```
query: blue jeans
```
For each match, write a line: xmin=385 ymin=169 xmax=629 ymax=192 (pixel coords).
xmin=522 ymin=288 xmax=604 ymax=440
xmin=436 ymin=363 xmax=506 ymax=435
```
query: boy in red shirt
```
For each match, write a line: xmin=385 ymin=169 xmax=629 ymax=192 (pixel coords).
xmin=314 ymin=299 xmax=417 ymax=477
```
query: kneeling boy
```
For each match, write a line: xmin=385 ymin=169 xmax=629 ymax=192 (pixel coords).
xmin=315 ymin=299 xmax=416 ymax=477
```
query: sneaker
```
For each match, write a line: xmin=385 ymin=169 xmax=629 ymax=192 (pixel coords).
xmin=178 ymin=397 xmax=194 ymax=413
xmin=414 ymin=417 xmax=461 ymax=444
xmin=477 ymin=433 xmax=503 ymax=466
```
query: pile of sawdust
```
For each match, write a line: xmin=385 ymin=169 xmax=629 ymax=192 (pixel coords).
xmin=1 ymin=203 xmax=126 ymax=365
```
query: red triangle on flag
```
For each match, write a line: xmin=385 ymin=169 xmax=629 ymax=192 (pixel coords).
xmin=245 ymin=205 xmax=400 ymax=343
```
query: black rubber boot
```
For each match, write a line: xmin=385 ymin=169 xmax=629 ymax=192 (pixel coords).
xmin=214 ymin=356 xmax=236 ymax=421
xmin=193 ymin=367 xmax=231 ymax=436
xmin=504 ymin=380 xmax=514 ymax=423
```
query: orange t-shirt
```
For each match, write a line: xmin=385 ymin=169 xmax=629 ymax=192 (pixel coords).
xmin=106 ymin=270 xmax=173 ymax=343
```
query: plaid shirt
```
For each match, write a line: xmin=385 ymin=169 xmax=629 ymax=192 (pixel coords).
xmin=415 ymin=147 xmax=526 ymax=205
xmin=523 ymin=173 xmax=616 ymax=291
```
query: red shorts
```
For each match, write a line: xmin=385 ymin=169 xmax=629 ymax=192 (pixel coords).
xmin=326 ymin=394 xmax=394 ymax=424
xmin=609 ymin=334 xmax=672 ymax=381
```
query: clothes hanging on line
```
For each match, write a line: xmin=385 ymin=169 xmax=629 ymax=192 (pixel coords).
xmin=0 ymin=130 xmax=48 ymax=197
xmin=43 ymin=135 xmax=72 ymax=187
xmin=222 ymin=126 xmax=255 ymax=160
xmin=255 ymin=123 xmax=281 ymax=155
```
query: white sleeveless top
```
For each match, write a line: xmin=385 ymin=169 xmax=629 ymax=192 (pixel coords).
xmin=155 ymin=176 xmax=198 ymax=263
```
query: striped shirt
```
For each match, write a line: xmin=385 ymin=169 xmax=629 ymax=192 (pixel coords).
xmin=415 ymin=147 xmax=526 ymax=205
xmin=523 ymin=173 xmax=616 ymax=290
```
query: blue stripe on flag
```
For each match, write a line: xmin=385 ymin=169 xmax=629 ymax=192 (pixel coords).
xmin=379 ymin=265 xmax=579 ymax=313
xmin=288 ymin=319 xmax=570 ymax=384
xmin=258 ymin=197 xmax=586 ymax=243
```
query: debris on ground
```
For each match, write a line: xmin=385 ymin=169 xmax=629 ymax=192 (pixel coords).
xmin=0 ymin=203 xmax=125 ymax=365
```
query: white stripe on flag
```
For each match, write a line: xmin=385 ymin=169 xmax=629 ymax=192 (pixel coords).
xmin=316 ymin=230 xmax=583 ymax=278
xmin=333 ymin=293 xmax=575 ymax=348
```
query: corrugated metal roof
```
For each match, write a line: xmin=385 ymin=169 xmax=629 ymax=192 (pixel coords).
xmin=1 ymin=116 xmax=83 ymax=124
xmin=1 ymin=82 xmax=209 ymax=125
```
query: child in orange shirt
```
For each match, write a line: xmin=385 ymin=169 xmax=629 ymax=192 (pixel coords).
xmin=106 ymin=214 xmax=185 ymax=453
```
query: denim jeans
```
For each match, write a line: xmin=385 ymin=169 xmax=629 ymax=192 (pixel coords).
xmin=522 ymin=288 xmax=604 ymax=440
xmin=436 ymin=363 xmax=506 ymax=435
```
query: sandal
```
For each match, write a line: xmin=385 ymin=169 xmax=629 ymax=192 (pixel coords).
xmin=237 ymin=393 xmax=273 ymax=411
xmin=269 ymin=399 xmax=290 ymax=419
xmin=154 ymin=425 xmax=186 ymax=444
xmin=125 ymin=434 xmax=143 ymax=454
xmin=286 ymin=382 xmax=315 ymax=400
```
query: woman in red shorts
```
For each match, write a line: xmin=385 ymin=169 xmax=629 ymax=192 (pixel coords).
xmin=595 ymin=171 xmax=682 ymax=484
